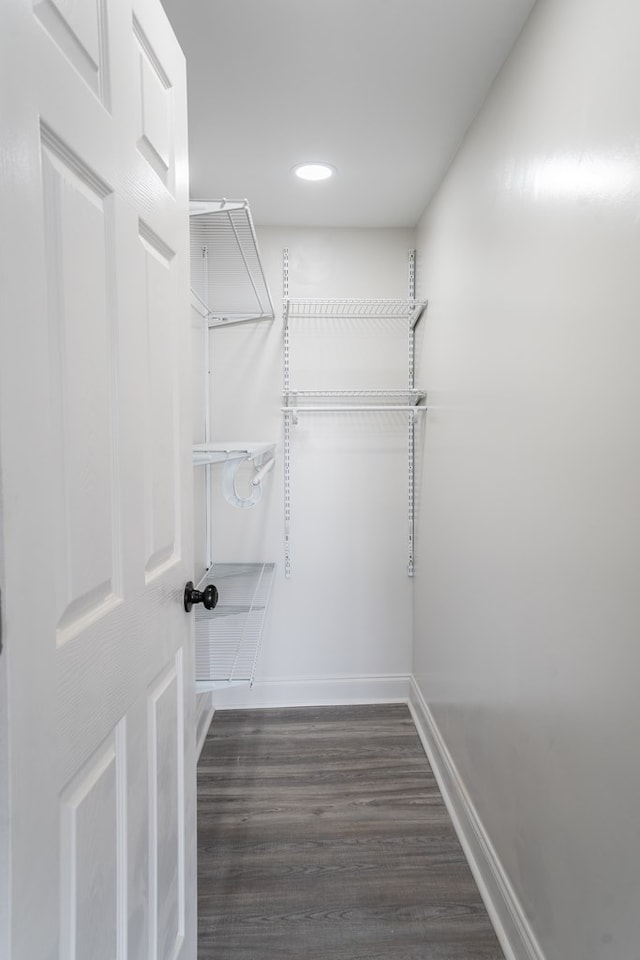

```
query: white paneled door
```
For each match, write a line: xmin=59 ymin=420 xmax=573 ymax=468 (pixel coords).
xmin=0 ymin=1 xmax=195 ymax=958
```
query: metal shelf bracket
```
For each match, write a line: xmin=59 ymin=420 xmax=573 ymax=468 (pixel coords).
xmin=283 ymin=248 xmax=292 ymax=578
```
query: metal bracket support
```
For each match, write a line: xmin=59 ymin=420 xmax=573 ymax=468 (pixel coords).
xmin=283 ymin=248 xmax=292 ymax=577
xmin=407 ymin=250 xmax=417 ymax=575
xmin=408 ymin=411 xmax=416 ymax=577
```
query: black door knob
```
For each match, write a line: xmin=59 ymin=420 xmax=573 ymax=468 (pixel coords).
xmin=184 ymin=581 xmax=219 ymax=613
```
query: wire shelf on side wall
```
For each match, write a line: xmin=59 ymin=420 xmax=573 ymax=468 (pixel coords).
xmin=190 ymin=199 xmax=275 ymax=326
xmin=195 ymin=562 xmax=276 ymax=689
xmin=192 ymin=441 xmax=276 ymax=466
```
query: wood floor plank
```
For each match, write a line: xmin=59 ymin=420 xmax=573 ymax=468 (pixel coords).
xmin=197 ymin=704 xmax=504 ymax=960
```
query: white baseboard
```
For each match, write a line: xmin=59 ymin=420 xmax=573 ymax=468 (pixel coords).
xmin=195 ymin=691 xmax=214 ymax=760
xmin=210 ymin=674 xmax=411 ymax=710
xmin=408 ymin=678 xmax=545 ymax=960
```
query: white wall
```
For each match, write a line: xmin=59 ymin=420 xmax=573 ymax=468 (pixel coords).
xmin=206 ymin=227 xmax=416 ymax=698
xmin=413 ymin=0 xmax=640 ymax=958
xmin=0 ymin=515 xmax=7 ymax=960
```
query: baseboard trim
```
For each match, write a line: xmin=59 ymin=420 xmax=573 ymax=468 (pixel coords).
xmin=210 ymin=674 xmax=412 ymax=709
xmin=408 ymin=679 xmax=545 ymax=960
xmin=195 ymin=692 xmax=214 ymax=760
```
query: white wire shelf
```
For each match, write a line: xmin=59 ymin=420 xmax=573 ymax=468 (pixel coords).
xmin=282 ymin=389 xmax=427 ymax=413
xmin=192 ymin=441 xmax=276 ymax=466
xmin=190 ymin=200 xmax=275 ymax=326
xmin=195 ymin=562 xmax=276 ymax=689
xmin=284 ymin=298 xmax=427 ymax=329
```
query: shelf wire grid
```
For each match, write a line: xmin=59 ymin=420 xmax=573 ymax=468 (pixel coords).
xmin=285 ymin=298 xmax=427 ymax=322
xmin=282 ymin=390 xmax=427 ymax=417
xmin=195 ymin=563 xmax=276 ymax=685
xmin=190 ymin=202 xmax=274 ymax=324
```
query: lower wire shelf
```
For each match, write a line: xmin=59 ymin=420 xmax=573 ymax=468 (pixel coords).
xmin=194 ymin=562 xmax=276 ymax=690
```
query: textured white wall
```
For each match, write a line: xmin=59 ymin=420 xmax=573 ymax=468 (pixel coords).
xmin=413 ymin=1 xmax=640 ymax=958
xmin=206 ymin=227 xmax=416 ymax=684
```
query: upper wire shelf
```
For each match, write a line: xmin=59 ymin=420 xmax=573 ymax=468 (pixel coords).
xmin=282 ymin=389 xmax=427 ymax=416
xmin=284 ymin=298 xmax=427 ymax=328
xmin=190 ymin=200 xmax=275 ymax=327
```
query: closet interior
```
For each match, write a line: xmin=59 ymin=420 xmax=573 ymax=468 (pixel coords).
xmin=192 ymin=221 xmax=426 ymax=718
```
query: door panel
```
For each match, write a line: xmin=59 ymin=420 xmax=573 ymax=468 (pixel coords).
xmin=34 ymin=0 xmax=110 ymax=104
xmin=0 ymin=0 xmax=195 ymax=956
xmin=41 ymin=125 xmax=122 ymax=638
xmin=134 ymin=18 xmax=175 ymax=192
xmin=59 ymin=722 xmax=125 ymax=959
xmin=139 ymin=222 xmax=180 ymax=579
xmin=148 ymin=654 xmax=185 ymax=959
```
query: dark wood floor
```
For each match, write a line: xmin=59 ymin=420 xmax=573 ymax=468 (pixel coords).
xmin=197 ymin=703 xmax=505 ymax=960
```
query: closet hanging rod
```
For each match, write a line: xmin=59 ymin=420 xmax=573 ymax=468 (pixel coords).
xmin=282 ymin=405 xmax=427 ymax=413
xmin=284 ymin=389 xmax=426 ymax=398
xmin=192 ymin=441 xmax=276 ymax=466
xmin=251 ymin=457 xmax=275 ymax=485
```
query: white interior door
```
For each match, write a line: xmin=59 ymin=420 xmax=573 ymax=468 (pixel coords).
xmin=0 ymin=1 xmax=196 ymax=957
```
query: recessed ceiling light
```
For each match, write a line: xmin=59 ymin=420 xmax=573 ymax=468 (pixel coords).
xmin=292 ymin=162 xmax=336 ymax=181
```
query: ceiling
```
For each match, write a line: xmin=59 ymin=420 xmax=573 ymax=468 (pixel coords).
xmin=159 ymin=0 xmax=537 ymax=228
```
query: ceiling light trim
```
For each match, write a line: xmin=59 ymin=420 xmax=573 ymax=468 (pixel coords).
xmin=292 ymin=162 xmax=336 ymax=182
